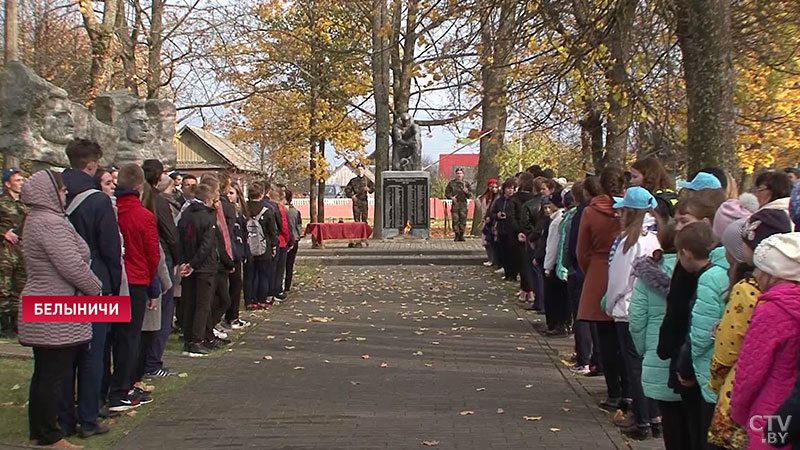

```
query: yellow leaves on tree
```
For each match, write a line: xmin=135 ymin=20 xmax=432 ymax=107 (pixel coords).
xmin=736 ymin=57 xmax=800 ymax=174
xmin=220 ymin=0 xmax=371 ymax=179
xmin=495 ymin=132 xmax=583 ymax=180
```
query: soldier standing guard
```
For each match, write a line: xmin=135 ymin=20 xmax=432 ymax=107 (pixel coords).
xmin=0 ymin=168 xmax=27 ymax=338
xmin=446 ymin=168 xmax=471 ymax=242
xmin=345 ymin=163 xmax=374 ymax=223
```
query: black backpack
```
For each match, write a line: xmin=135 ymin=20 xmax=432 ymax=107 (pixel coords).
xmin=653 ymin=189 xmax=678 ymax=220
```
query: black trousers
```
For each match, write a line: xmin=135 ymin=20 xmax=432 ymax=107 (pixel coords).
xmin=595 ymin=320 xmax=627 ymax=400
xmin=135 ymin=330 xmax=155 ymax=382
xmin=590 ymin=322 xmax=603 ymax=369
xmin=701 ymin=400 xmax=716 ymax=448
xmin=520 ymin=244 xmax=536 ymax=293
xmin=182 ymin=272 xmax=216 ymax=344
xmin=225 ymin=262 xmax=243 ymax=322
xmin=108 ymin=285 xmax=147 ymax=403
xmin=272 ymin=247 xmax=288 ymax=296
xmin=544 ymin=275 xmax=570 ymax=331
xmin=211 ymin=270 xmax=231 ymax=330
xmin=617 ymin=322 xmax=659 ymax=424
xmin=505 ymin=238 xmax=523 ymax=281
xmin=30 ymin=345 xmax=83 ymax=445
xmin=681 ymin=384 xmax=705 ymax=450
xmin=285 ymin=245 xmax=298 ymax=292
xmin=568 ymin=273 xmax=592 ymax=367
xmin=659 ymin=400 xmax=694 ymax=450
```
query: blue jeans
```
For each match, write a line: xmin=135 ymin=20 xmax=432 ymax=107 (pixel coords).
xmin=256 ymin=258 xmax=274 ymax=302
xmin=145 ymin=255 xmax=175 ymax=373
xmin=58 ymin=322 xmax=108 ymax=432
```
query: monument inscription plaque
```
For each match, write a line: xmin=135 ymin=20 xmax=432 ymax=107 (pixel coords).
xmin=382 ymin=170 xmax=430 ymax=239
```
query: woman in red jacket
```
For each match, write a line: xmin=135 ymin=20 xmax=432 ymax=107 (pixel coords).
xmin=577 ymin=165 xmax=627 ymax=412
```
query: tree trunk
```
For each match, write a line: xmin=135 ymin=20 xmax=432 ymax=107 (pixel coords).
xmin=78 ymin=0 xmax=118 ymax=105
xmin=309 ymin=96 xmax=318 ymax=223
xmin=580 ymin=105 xmax=604 ymax=173
xmin=4 ymin=0 xmax=19 ymax=169
xmin=471 ymin=0 xmax=514 ymax=236
xmin=317 ymin=140 xmax=325 ymax=223
xmin=371 ymin=0 xmax=391 ymax=238
xmin=147 ymin=0 xmax=164 ymax=98
xmin=390 ymin=0 xmax=418 ymax=115
xmin=115 ymin=0 xmax=140 ymax=95
xmin=4 ymin=0 xmax=19 ymax=63
xmin=674 ymin=0 xmax=736 ymax=173
xmin=602 ymin=0 xmax=636 ymax=169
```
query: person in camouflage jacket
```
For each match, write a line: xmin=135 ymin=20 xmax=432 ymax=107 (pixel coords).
xmin=0 ymin=167 xmax=27 ymax=338
xmin=345 ymin=163 xmax=374 ymax=223
xmin=445 ymin=168 xmax=472 ymax=241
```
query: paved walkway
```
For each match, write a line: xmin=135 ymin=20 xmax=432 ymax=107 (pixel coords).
xmin=298 ymin=237 xmax=484 ymax=251
xmin=117 ymin=266 xmax=629 ymax=450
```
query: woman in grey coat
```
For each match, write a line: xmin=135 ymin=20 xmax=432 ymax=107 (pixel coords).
xmin=18 ymin=170 xmax=101 ymax=449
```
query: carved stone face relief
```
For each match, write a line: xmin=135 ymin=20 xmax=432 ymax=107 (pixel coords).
xmin=41 ymin=93 xmax=76 ymax=145
xmin=125 ymin=107 xmax=152 ymax=144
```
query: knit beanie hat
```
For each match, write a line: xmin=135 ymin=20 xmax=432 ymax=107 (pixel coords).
xmin=721 ymin=218 xmax=748 ymax=263
xmin=713 ymin=199 xmax=751 ymax=240
xmin=753 ymin=232 xmax=800 ymax=282
xmin=743 ymin=209 xmax=794 ymax=251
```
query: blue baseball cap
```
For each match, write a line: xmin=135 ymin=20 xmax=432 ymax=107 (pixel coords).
xmin=678 ymin=172 xmax=722 ymax=191
xmin=613 ymin=186 xmax=658 ymax=210
xmin=2 ymin=167 xmax=20 ymax=184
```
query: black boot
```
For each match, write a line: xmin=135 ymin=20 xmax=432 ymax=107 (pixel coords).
xmin=454 ymin=232 xmax=459 ymax=242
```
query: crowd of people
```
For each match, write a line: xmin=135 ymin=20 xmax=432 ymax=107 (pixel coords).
xmin=479 ymin=160 xmax=800 ymax=448
xmin=0 ymin=138 xmax=301 ymax=449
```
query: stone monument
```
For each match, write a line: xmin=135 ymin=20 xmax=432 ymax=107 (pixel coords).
xmin=383 ymin=112 xmax=430 ymax=239
xmin=391 ymin=113 xmax=422 ymax=171
xmin=0 ymin=61 xmax=117 ymax=167
xmin=0 ymin=62 xmax=177 ymax=168
xmin=95 ymin=91 xmax=177 ymax=167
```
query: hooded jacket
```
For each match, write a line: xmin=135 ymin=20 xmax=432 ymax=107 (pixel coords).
xmin=62 ymin=168 xmax=122 ymax=295
xmin=731 ymin=282 xmax=800 ymax=450
xmin=17 ymin=171 xmax=101 ymax=348
xmin=690 ymin=245 xmax=730 ymax=403
xmin=605 ymin=216 xmax=660 ymax=322
xmin=577 ymin=195 xmax=620 ymax=321
xmin=116 ymin=188 xmax=160 ymax=286
xmin=629 ymin=252 xmax=681 ymax=402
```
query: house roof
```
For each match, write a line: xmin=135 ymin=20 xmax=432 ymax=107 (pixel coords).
xmin=178 ymin=125 xmax=260 ymax=173
xmin=328 ymin=162 xmax=375 ymax=187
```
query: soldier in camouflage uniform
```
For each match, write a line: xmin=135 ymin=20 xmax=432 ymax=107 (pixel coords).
xmin=445 ymin=168 xmax=472 ymax=241
xmin=0 ymin=168 xmax=27 ymax=338
xmin=345 ymin=163 xmax=375 ymax=223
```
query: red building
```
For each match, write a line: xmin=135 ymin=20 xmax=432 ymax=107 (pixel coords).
xmin=438 ymin=153 xmax=480 ymax=181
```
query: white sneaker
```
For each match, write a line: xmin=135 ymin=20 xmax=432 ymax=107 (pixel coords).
xmin=494 ymin=268 xmax=505 ymax=275
xmin=483 ymin=261 xmax=493 ymax=267
xmin=231 ymin=319 xmax=250 ymax=329
xmin=569 ymin=365 xmax=591 ymax=375
xmin=212 ymin=328 xmax=228 ymax=340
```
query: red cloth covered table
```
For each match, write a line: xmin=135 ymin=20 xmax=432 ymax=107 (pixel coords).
xmin=304 ymin=222 xmax=372 ymax=247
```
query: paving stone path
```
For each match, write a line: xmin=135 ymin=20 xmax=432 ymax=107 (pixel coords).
xmin=116 ymin=265 xmax=629 ymax=450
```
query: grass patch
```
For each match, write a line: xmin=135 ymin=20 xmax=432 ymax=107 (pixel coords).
xmin=0 ymin=357 xmax=193 ymax=449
